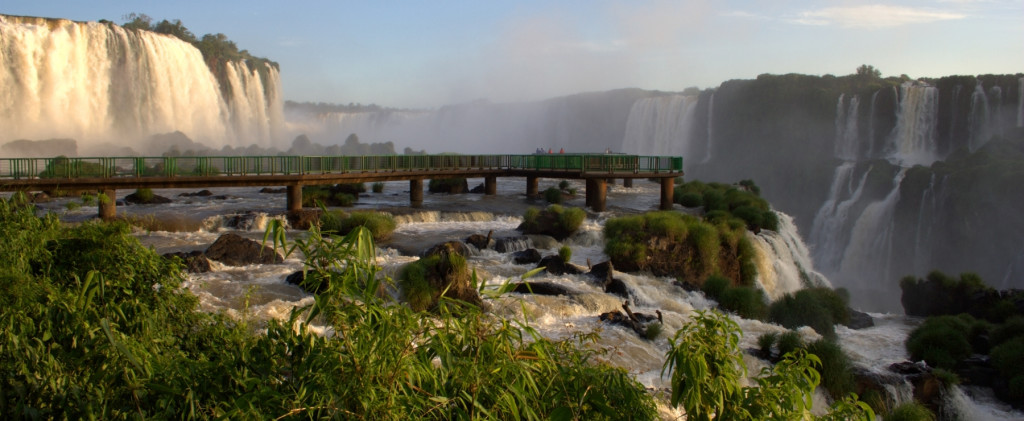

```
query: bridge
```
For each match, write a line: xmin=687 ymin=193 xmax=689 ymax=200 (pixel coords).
xmin=0 ymin=154 xmax=683 ymax=219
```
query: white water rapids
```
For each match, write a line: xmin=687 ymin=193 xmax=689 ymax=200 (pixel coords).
xmin=25 ymin=178 xmax=1024 ymax=419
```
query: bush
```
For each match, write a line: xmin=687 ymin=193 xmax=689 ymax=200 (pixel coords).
xmin=135 ymin=188 xmax=155 ymax=203
xmin=372 ymin=182 xmax=385 ymax=193
xmin=906 ymin=315 xmax=975 ymax=369
xmin=769 ymin=287 xmax=850 ymax=339
xmin=558 ymin=245 xmax=572 ymax=263
xmin=807 ymin=339 xmax=856 ymax=399
xmin=777 ymin=330 xmax=804 ymax=357
xmin=429 ymin=178 xmax=468 ymax=193
xmin=701 ymin=275 xmax=731 ymax=301
xmin=676 ymin=192 xmax=703 ymax=208
xmin=340 ymin=211 xmax=397 ymax=241
xmin=543 ymin=187 xmax=563 ymax=204
xmin=558 ymin=180 xmax=571 ymax=190
xmin=758 ymin=332 xmax=778 ymax=357
xmin=991 ymin=337 xmax=1024 ymax=393
xmin=520 ymin=205 xmax=585 ymax=240
xmin=334 ymin=192 xmax=356 ymax=207
xmin=718 ymin=286 xmax=767 ymax=320
xmin=884 ymin=402 xmax=935 ymax=421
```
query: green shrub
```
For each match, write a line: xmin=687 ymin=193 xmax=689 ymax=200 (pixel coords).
xmin=884 ymin=402 xmax=935 ymax=421
xmin=906 ymin=315 xmax=974 ymax=369
xmin=65 ymin=201 xmax=81 ymax=210
xmin=372 ymin=182 xmax=385 ymax=193
xmin=544 ymin=186 xmax=563 ymax=204
xmin=769 ymin=287 xmax=850 ymax=339
xmin=340 ymin=211 xmax=397 ymax=241
xmin=991 ymin=337 xmax=1024 ymax=388
xmin=807 ymin=339 xmax=855 ymax=399
xmin=718 ymin=286 xmax=767 ymax=320
xmin=135 ymin=188 xmax=155 ymax=203
xmin=520 ymin=205 xmax=585 ymax=240
xmin=991 ymin=316 xmax=1024 ymax=347
xmin=777 ymin=330 xmax=804 ymax=357
xmin=80 ymin=193 xmax=97 ymax=206
xmin=758 ymin=332 xmax=778 ymax=356
xmin=558 ymin=180 xmax=571 ymax=190
xmin=677 ymin=192 xmax=703 ymax=208
xmin=558 ymin=245 xmax=572 ymax=263
xmin=701 ymin=275 xmax=731 ymax=301
xmin=334 ymin=192 xmax=356 ymax=207
xmin=428 ymin=178 xmax=467 ymax=193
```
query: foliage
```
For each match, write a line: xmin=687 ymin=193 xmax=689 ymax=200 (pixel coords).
xmin=2 ymin=198 xmax=657 ymax=419
xmin=673 ymin=180 xmax=778 ymax=232
xmin=718 ymin=286 xmax=768 ymax=320
xmin=776 ymin=330 xmax=804 ymax=357
xmin=372 ymin=182 xmax=385 ymax=193
xmin=757 ymin=332 xmax=778 ymax=357
xmin=701 ymin=274 xmax=731 ymax=301
xmin=428 ymin=178 xmax=468 ymax=193
xmin=519 ymin=205 xmax=586 ymax=240
xmin=807 ymin=339 xmax=856 ymax=399
xmin=320 ymin=210 xmax=396 ymax=242
xmin=558 ymin=245 xmax=572 ymax=263
xmin=883 ymin=402 xmax=935 ymax=421
xmin=905 ymin=315 xmax=976 ymax=369
xmin=134 ymin=188 xmax=155 ymax=203
xmin=543 ymin=186 xmax=563 ymax=204
xmin=39 ymin=156 xmax=111 ymax=178
xmin=302 ymin=184 xmax=362 ymax=207
xmin=769 ymin=287 xmax=850 ymax=339
xmin=991 ymin=337 xmax=1024 ymax=400
xmin=663 ymin=310 xmax=874 ymax=421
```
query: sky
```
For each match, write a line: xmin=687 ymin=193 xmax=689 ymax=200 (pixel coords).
xmin=4 ymin=0 xmax=1023 ymax=109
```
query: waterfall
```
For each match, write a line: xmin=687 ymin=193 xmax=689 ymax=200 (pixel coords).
xmin=0 ymin=15 xmax=283 ymax=151
xmin=1018 ymin=77 xmax=1024 ymax=127
xmin=810 ymin=163 xmax=873 ymax=270
xmin=700 ymin=92 xmax=714 ymax=164
xmin=620 ymin=95 xmax=699 ymax=160
xmin=836 ymin=169 xmax=907 ymax=310
xmin=867 ymin=90 xmax=879 ymax=158
xmin=752 ymin=212 xmax=831 ymax=301
xmin=968 ymin=81 xmax=992 ymax=153
xmin=834 ymin=94 xmax=860 ymax=160
xmin=912 ymin=175 xmax=946 ymax=275
xmin=887 ymin=82 xmax=939 ymax=166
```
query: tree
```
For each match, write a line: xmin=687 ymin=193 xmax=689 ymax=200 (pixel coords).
xmin=121 ymin=13 xmax=152 ymax=31
xmin=855 ymin=64 xmax=881 ymax=79
xmin=153 ymin=19 xmax=197 ymax=43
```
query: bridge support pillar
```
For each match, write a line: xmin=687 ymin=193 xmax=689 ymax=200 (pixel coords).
xmin=526 ymin=176 xmax=539 ymax=197
xmin=485 ymin=176 xmax=497 ymax=195
xmin=660 ymin=177 xmax=675 ymax=210
xmin=410 ymin=179 xmax=424 ymax=208
xmin=587 ymin=179 xmax=607 ymax=212
xmin=98 ymin=189 xmax=116 ymax=220
xmin=623 ymin=178 xmax=633 ymax=188
xmin=287 ymin=184 xmax=303 ymax=212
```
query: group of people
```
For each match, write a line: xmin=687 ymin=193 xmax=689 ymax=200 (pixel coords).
xmin=532 ymin=147 xmax=615 ymax=154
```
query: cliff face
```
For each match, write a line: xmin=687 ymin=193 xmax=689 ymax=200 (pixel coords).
xmin=0 ymin=14 xmax=284 ymax=153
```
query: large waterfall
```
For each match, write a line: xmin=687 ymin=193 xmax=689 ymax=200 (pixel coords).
xmin=0 ymin=15 xmax=283 ymax=153
xmin=620 ymin=95 xmax=698 ymax=158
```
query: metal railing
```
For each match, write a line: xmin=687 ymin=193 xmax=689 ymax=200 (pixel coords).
xmin=0 ymin=154 xmax=683 ymax=180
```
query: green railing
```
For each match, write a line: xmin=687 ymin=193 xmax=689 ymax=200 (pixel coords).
xmin=0 ymin=154 xmax=683 ymax=180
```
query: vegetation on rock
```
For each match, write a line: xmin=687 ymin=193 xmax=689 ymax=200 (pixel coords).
xmin=519 ymin=205 xmax=586 ymax=241
xmin=674 ymin=179 xmax=779 ymax=232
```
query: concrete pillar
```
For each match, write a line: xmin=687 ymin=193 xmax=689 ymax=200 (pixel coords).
xmin=623 ymin=178 xmax=633 ymax=188
xmin=410 ymin=179 xmax=424 ymax=208
xmin=585 ymin=179 xmax=595 ymax=207
xmin=98 ymin=189 xmax=116 ymax=220
xmin=286 ymin=184 xmax=303 ymax=212
xmin=590 ymin=179 xmax=607 ymax=212
xmin=526 ymin=176 xmax=539 ymax=197
xmin=660 ymin=177 xmax=675 ymax=210
xmin=485 ymin=176 xmax=497 ymax=195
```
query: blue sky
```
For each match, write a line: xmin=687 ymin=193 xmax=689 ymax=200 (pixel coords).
xmin=5 ymin=0 xmax=1023 ymax=108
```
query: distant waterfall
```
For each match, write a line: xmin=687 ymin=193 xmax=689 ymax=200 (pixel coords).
xmin=620 ymin=95 xmax=699 ymax=159
xmin=1018 ymin=77 xmax=1024 ymax=127
xmin=810 ymin=163 xmax=872 ymax=270
xmin=887 ymin=83 xmax=939 ymax=166
xmin=835 ymin=94 xmax=860 ymax=160
xmin=700 ymin=93 xmax=714 ymax=163
xmin=913 ymin=174 xmax=945 ymax=275
xmin=0 ymin=15 xmax=283 ymax=151
xmin=968 ymin=82 xmax=992 ymax=153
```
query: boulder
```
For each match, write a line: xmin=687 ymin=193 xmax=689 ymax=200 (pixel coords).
xmin=844 ymin=309 xmax=875 ymax=329
xmin=509 ymin=282 xmax=574 ymax=296
xmin=178 ymin=189 xmax=214 ymax=197
xmin=537 ymin=255 xmax=583 ymax=275
xmin=260 ymin=187 xmax=288 ymax=194
xmin=465 ymin=231 xmax=493 ymax=250
xmin=495 ymin=236 xmax=532 ymax=253
xmin=587 ymin=261 xmax=630 ymax=299
xmin=287 ymin=209 xmax=322 ymax=231
xmin=401 ymin=244 xmax=482 ymax=311
xmin=123 ymin=191 xmax=172 ymax=204
xmin=598 ymin=302 xmax=663 ymax=339
xmin=162 ymin=250 xmax=211 ymax=273
xmin=513 ymin=249 xmax=542 ymax=265
xmin=205 ymin=233 xmax=284 ymax=266
xmin=469 ymin=183 xmax=485 ymax=193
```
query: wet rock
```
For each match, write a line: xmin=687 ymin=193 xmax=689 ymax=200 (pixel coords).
xmin=537 ymin=255 xmax=583 ymax=275
xmin=587 ymin=261 xmax=614 ymax=283
xmin=510 ymin=282 xmax=573 ymax=296
xmin=163 ymin=250 xmax=211 ymax=273
xmin=604 ymin=278 xmax=630 ymax=299
xmin=124 ymin=191 xmax=172 ymax=204
xmin=844 ymin=309 xmax=875 ymax=329
xmin=205 ymin=233 xmax=284 ymax=266
xmin=598 ymin=302 xmax=663 ymax=339
xmin=465 ymin=231 xmax=493 ymax=250
xmin=178 ymin=189 xmax=214 ymax=197
xmin=469 ymin=183 xmax=485 ymax=193
xmin=260 ymin=187 xmax=287 ymax=194
xmin=422 ymin=241 xmax=470 ymax=258
xmin=513 ymin=249 xmax=542 ymax=265
xmin=525 ymin=234 xmax=559 ymax=250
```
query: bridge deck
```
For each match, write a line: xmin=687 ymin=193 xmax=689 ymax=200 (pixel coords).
xmin=0 ymin=154 xmax=683 ymax=216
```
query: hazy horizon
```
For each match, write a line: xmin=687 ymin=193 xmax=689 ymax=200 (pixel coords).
xmin=4 ymin=0 xmax=1022 ymax=109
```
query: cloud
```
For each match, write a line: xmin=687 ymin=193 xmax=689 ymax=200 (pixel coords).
xmin=791 ymin=5 xmax=966 ymax=29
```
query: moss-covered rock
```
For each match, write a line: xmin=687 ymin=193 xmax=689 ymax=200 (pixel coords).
xmin=518 ymin=205 xmax=586 ymax=241
xmin=399 ymin=242 xmax=481 ymax=312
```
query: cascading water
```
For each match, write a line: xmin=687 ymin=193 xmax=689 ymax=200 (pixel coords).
xmin=700 ymin=92 xmax=714 ymax=163
xmin=750 ymin=213 xmax=831 ymax=300
xmin=912 ymin=174 xmax=945 ymax=275
xmin=834 ymin=94 xmax=860 ymax=160
xmin=968 ymin=81 xmax=992 ymax=153
xmin=620 ymin=95 xmax=698 ymax=161
xmin=0 ymin=15 xmax=283 ymax=151
xmin=836 ymin=169 xmax=907 ymax=311
xmin=887 ymin=82 xmax=939 ymax=166
xmin=810 ymin=163 xmax=873 ymax=271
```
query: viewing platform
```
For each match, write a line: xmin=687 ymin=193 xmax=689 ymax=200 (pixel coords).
xmin=0 ymin=154 xmax=683 ymax=219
